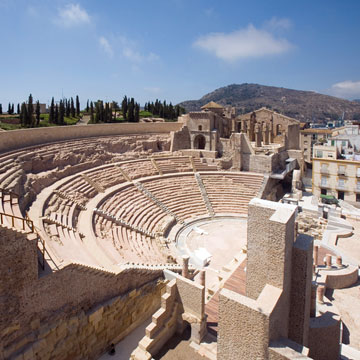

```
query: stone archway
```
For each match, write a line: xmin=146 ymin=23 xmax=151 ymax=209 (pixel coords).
xmin=194 ymin=134 xmax=206 ymax=150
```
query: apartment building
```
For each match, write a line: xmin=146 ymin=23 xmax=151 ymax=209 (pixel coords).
xmin=312 ymin=144 xmax=360 ymax=202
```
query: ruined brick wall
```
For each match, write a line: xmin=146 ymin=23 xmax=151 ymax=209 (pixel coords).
xmin=170 ymin=125 xmax=191 ymax=151
xmin=3 ymin=280 xmax=165 ymax=360
xmin=0 ymin=227 xmax=38 ymax=329
xmin=0 ymin=122 xmax=181 ymax=154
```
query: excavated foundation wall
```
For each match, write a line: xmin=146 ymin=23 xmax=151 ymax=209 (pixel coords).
xmin=3 ymin=279 xmax=165 ymax=360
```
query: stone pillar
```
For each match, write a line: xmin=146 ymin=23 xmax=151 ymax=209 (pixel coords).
xmin=313 ymin=245 xmax=319 ymax=267
xmin=255 ymin=123 xmax=262 ymax=147
xmin=317 ymin=285 xmax=325 ymax=304
xmin=250 ymin=113 xmax=256 ymax=141
xmin=325 ymin=254 xmax=332 ymax=269
xmin=262 ymin=122 xmax=269 ymax=145
xmin=265 ymin=123 xmax=270 ymax=145
xmin=182 ymin=255 xmax=190 ymax=278
xmin=310 ymin=283 xmax=317 ymax=317
xmin=242 ymin=119 xmax=247 ymax=134
xmin=199 ymin=269 xmax=206 ymax=287
xmin=336 ymin=256 xmax=343 ymax=268
xmin=269 ymin=118 xmax=274 ymax=143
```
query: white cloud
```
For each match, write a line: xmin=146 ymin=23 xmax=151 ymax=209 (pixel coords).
xmin=56 ymin=3 xmax=90 ymax=27
xmin=193 ymin=24 xmax=293 ymax=61
xmin=328 ymin=80 xmax=360 ymax=99
xmin=99 ymin=36 xmax=113 ymax=58
xmin=264 ymin=17 xmax=292 ymax=30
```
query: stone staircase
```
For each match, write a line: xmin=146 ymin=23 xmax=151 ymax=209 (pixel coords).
xmin=42 ymin=214 xmax=85 ymax=238
xmin=53 ymin=190 xmax=87 ymax=210
xmin=131 ymin=279 xmax=179 ymax=360
xmin=133 ymin=181 xmax=184 ymax=225
xmin=116 ymin=166 xmax=132 ymax=182
xmin=189 ymin=156 xmax=196 ymax=172
xmin=94 ymin=208 xmax=156 ymax=238
xmin=195 ymin=173 xmax=214 ymax=218
xmin=81 ymin=174 xmax=105 ymax=193
xmin=151 ymin=158 xmax=163 ymax=176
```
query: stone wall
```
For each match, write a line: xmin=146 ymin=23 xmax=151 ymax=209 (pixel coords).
xmin=170 ymin=125 xmax=191 ymax=151
xmin=288 ymin=234 xmax=313 ymax=346
xmin=0 ymin=122 xmax=181 ymax=154
xmin=3 ymin=279 xmax=164 ymax=360
xmin=0 ymin=225 xmax=164 ymax=358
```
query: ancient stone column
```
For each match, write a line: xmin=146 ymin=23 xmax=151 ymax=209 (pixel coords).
xmin=317 ymin=285 xmax=325 ymax=303
xmin=250 ymin=113 xmax=256 ymax=141
xmin=269 ymin=118 xmax=274 ymax=143
xmin=310 ymin=283 xmax=317 ymax=317
xmin=199 ymin=269 xmax=206 ymax=287
xmin=262 ymin=122 xmax=269 ymax=145
xmin=182 ymin=255 xmax=190 ymax=278
xmin=242 ymin=119 xmax=247 ymax=134
xmin=336 ymin=256 xmax=343 ymax=268
xmin=326 ymin=254 xmax=332 ymax=269
xmin=313 ymin=245 xmax=319 ymax=267
xmin=255 ymin=123 xmax=262 ymax=147
xmin=265 ymin=123 xmax=270 ymax=145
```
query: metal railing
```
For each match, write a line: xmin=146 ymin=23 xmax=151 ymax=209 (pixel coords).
xmin=0 ymin=212 xmax=34 ymax=232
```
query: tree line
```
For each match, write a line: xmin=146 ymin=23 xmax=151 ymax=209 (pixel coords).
xmin=144 ymin=100 xmax=185 ymax=120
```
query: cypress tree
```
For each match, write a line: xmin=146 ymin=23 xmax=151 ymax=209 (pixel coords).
xmin=86 ymin=100 xmax=89 ymax=113
xmin=49 ymin=97 xmax=55 ymax=123
xmin=65 ymin=98 xmax=70 ymax=117
xmin=59 ymin=100 xmax=65 ymax=125
xmin=17 ymin=103 xmax=20 ymax=114
xmin=135 ymin=103 xmax=140 ymax=122
xmin=35 ymin=101 xmax=41 ymax=126
xmin=54 ymin=104 xmax=59 ymax=125
xmin=70 ymin=97 xmax=75 ymax=118
xmin=127 ymin=98 xmax=135 ymax=122
xmin=8 ymin=103 xmax=11 ymax=114
xmin=76 ymin=95 xmax=80 ymax=116
xmin=90 ymin=101 xmax=94 ymax=122
xmin=27 ymin=94 xmax=34 ymax=126
xmin=0 ymin=104 xmax=2 ymax=114
xmin=20 ymin=102 xmax=27 ymax=127
xmin=122 ymin=96 xmax=128 ymax=120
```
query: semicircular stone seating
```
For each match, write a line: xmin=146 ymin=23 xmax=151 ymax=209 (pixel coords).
xmin=0 ymin=136 xmax=264 ymax=270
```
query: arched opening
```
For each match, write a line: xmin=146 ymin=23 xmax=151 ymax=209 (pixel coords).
xmin=276 ymin=124 xmax=282 ymax=136
xmin=198 ymin=125 xmax=202 ymax=131
xmin=194 ymin=134 xmax=206 ymax=150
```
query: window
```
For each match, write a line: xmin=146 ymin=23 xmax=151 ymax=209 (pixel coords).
xmin=321 ymin=176 xmax=327 ymax=186
xmin=198 ymin=125 xmax=202 ymax=131
xmin=331 ymin=140 xmax=335 ymax=146
xmin=357 ymin=168 xmax=360 ymax=177
xmin=357 ymin=194 xmax=360 ymax=202
xmin=342 ymin=141 xmax=346 ymax=147
xmin=338 ymin=191 xmax=344 ymax=200
xmin=321 ymin=189 xmax=327 ymax=195
xmin=357 ymin=181 xmax=360 ymax=191
xmin=316 ymin=150 xmax=323 ymax=158
xmin=338 ymin=179 xmax=345 ymax=189
xmin=338 ymin=165 xmax=345 ymax=175
xmin=328 ymin=153 xmax=333 ymax=158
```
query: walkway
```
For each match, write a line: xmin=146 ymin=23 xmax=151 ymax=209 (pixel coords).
xmin=76 ymin=115 xmax=91 ymax=125
xmin=205 ymin=259 xmax=247 ymax=336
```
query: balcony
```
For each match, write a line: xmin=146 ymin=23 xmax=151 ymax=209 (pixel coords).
xmin=320 ymin=183 xmax=330 ymax=189
xmin=336 ymin=184 xmax=347 ymax=191
xmin=355 ymin=187 xmax=360 ymax=193
xmin=338 ymin=170 xmax=347 ymax=176
xmin=320 ymin=168 xmax=329 ymax=175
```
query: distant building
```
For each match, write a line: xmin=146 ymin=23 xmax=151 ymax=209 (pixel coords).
xmin=26 ymin=103 xmax=47 ymax=114
xmin=312 ymin=144 xmax=360 ymax=202
xmin=300 ymin=128 xmax=333 ymax=164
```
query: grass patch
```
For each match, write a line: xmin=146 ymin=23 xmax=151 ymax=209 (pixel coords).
xmin=0 ymin=122 xmax=22 ymax=130
xmin=139 ymin=110 xmax=153 ymax=117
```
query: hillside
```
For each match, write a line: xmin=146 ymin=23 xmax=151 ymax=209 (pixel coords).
xmin=179 ymin=83 xmax=360 ymax=122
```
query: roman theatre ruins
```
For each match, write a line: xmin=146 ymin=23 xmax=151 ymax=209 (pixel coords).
xmin=1 ymin=105 xmax=358 ymax=360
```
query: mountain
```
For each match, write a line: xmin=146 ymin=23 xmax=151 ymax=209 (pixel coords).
xmin=178 ymin=83 xmax=360 ymax=122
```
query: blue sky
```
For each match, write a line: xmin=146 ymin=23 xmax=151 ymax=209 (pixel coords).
xmin=1 ymin=0 xmax=360 ymax=108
